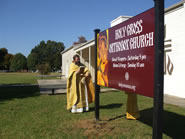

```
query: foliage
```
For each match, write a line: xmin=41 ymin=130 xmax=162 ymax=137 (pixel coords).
xmin=73 ymin=36 xmax=87 ymax=45
xmin=3 ymin=54 xmax=14 ymax=70
xmin=0 ymin=48 xmax=8 ymax=61
xmin=1 ymin=40 xmax=65 ymax=71
xmin=37 ymin=63 xmax=51 ymax=75
xmin=78 ymin=36 xmax=87 ymax=43
xmin=27 ymin=53 xmax=39 ymax=71
xmin=10 ymin=53 xmax=27 ymax=71
xmin=0 ymin=48 xmax=11 ymax=70
xmin=53 ymin=52 xmax=62 ymax=70
xmin=29 ymin=40 xmax=65 ymax=71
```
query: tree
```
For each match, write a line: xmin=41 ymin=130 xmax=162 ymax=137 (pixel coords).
xmin=10 ymin=53 xmax=27 ymax=71
xmin=78 ymin=36 xmax=87 ymax=43
xmin=0 ymin=48 xmax=8 ymax=60
xmin=0 ymin=48 xmax=8 ymax=69
xmin=73 ymin=36 xmax=87 ymax=45
xmin=27 ymin=53 xmax=39 ymax=71
xmin=3 ymin=54 xmax=14 ymax=70
xmin=31 ymin=40 xmax=47 ymax=64
xmin=53 ymin=52 xmax=61 ymax=70
xmin=30 ymin=40 xmax=65 ymax=71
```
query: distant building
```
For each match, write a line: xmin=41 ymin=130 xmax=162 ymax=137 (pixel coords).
xmin=61 ymin=0 xmax=185 ymax=98
xmin=110 ymin=16 xmax=132 ymax=27
xmin=61 ymin=40 xmax=95 ymax=81
xmin=61 ymin=45 xmax=75 ymax=78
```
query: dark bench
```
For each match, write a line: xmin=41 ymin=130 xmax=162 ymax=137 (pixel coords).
xmin=39 ymin=84 xmax=66 ymax=95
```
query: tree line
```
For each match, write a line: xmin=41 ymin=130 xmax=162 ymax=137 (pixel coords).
xmin=0 ymin=40 xmax=65 ymax=72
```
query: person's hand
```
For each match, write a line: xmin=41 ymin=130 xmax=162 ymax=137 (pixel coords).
xmin=85 ymin=72 xmax=90 ymax=77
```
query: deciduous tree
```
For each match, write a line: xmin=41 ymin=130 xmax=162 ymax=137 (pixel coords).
xmin=27 ymin=53 xmax=39 ymax=71
xmin=30 ymin=40 xmax=65 ymax=71
xmin=73 ymin=36 xmax=87 ymax=45
xmin=10 ymin=53 xmax=27 ymax=71
xmin=3 ymin=54 xmax=14 ymax=70
xmin=0 ymin=48 xmax=8 ymax=69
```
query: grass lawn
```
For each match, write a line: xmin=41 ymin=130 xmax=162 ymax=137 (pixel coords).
xmin=0 ymin=73 xmax=185 ymax=138
xmin=0 ymin=72 xmax=62 ymax=85
xmin=0 ymin=87 xmax=185 ymax=138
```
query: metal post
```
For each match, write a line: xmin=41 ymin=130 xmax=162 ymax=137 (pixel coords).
xmin=52 ymin=88 xmax=54 ymax=95
xmin=153 ymin=0 xmax=164 ymax=139
xmin=94 ymin=29 xmax=100 ymax=120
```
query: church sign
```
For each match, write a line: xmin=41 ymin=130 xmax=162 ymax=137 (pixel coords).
xmin=97 ymin=8 xmax=155 ymax=97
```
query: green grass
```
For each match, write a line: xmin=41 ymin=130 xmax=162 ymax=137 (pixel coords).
xmin=0 ymin=72 xmax=62 ymax=85
xmin=0 ymin=73 xmax=185 ymax=138
xmin=0 ymin=86 xmax=185 ymax=138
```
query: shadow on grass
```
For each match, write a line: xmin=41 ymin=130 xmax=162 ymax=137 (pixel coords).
xmin=0 ymin=83 xmax=37 ymax=86
xmin=48 ymin=93 xmax=66 ymax=96
xmin=138 ymin=107 xmax=185 ymax=138
xmin=108 ymin=114 xmax=125 ymax=121
xmin=0 ymin=85 xmax=40 ymax=101
xmin=100 ymin=90 xmax=119 ymax=93
xmin=89 ymin=103 xmax=123 ymax=111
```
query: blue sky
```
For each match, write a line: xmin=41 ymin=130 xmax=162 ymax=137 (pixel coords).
xmin=0 ymin=0 xmax=180 ymax=57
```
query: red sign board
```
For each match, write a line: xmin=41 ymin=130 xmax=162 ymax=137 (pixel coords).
xmin=97 ymin=8 xmax=155 ymax=97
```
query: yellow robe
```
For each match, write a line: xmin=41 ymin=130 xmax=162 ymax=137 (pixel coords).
xmin=66 ymin=62 xmax=95 ymax=110
xmin=126 ymin=92 xmax=140 ymax=120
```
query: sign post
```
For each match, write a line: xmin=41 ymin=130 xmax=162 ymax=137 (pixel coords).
xmin=153 ymin=0 xmax=164 ymax=139
xmin=94 ymin=29 xmax=100 ymax=121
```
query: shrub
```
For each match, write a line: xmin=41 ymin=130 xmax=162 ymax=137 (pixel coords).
xmin=37 ymin=64 xmax=51 ymax=75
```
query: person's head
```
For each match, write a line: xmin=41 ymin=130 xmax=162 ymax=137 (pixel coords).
xmin=99 ymin=36 xmax=108 ymax=60
xmin=73 ymin=55 xmax=80 ymax=65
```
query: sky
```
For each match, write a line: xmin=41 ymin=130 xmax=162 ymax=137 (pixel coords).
xmin=0 ymin=0 xmax=181 ymax=57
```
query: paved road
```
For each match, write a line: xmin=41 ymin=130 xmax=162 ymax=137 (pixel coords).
xmin=164 ymin=94 xmax=185 ymax=108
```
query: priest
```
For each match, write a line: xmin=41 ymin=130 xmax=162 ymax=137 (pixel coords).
xmin=66 ymin=55 xmax=95 ymax=113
